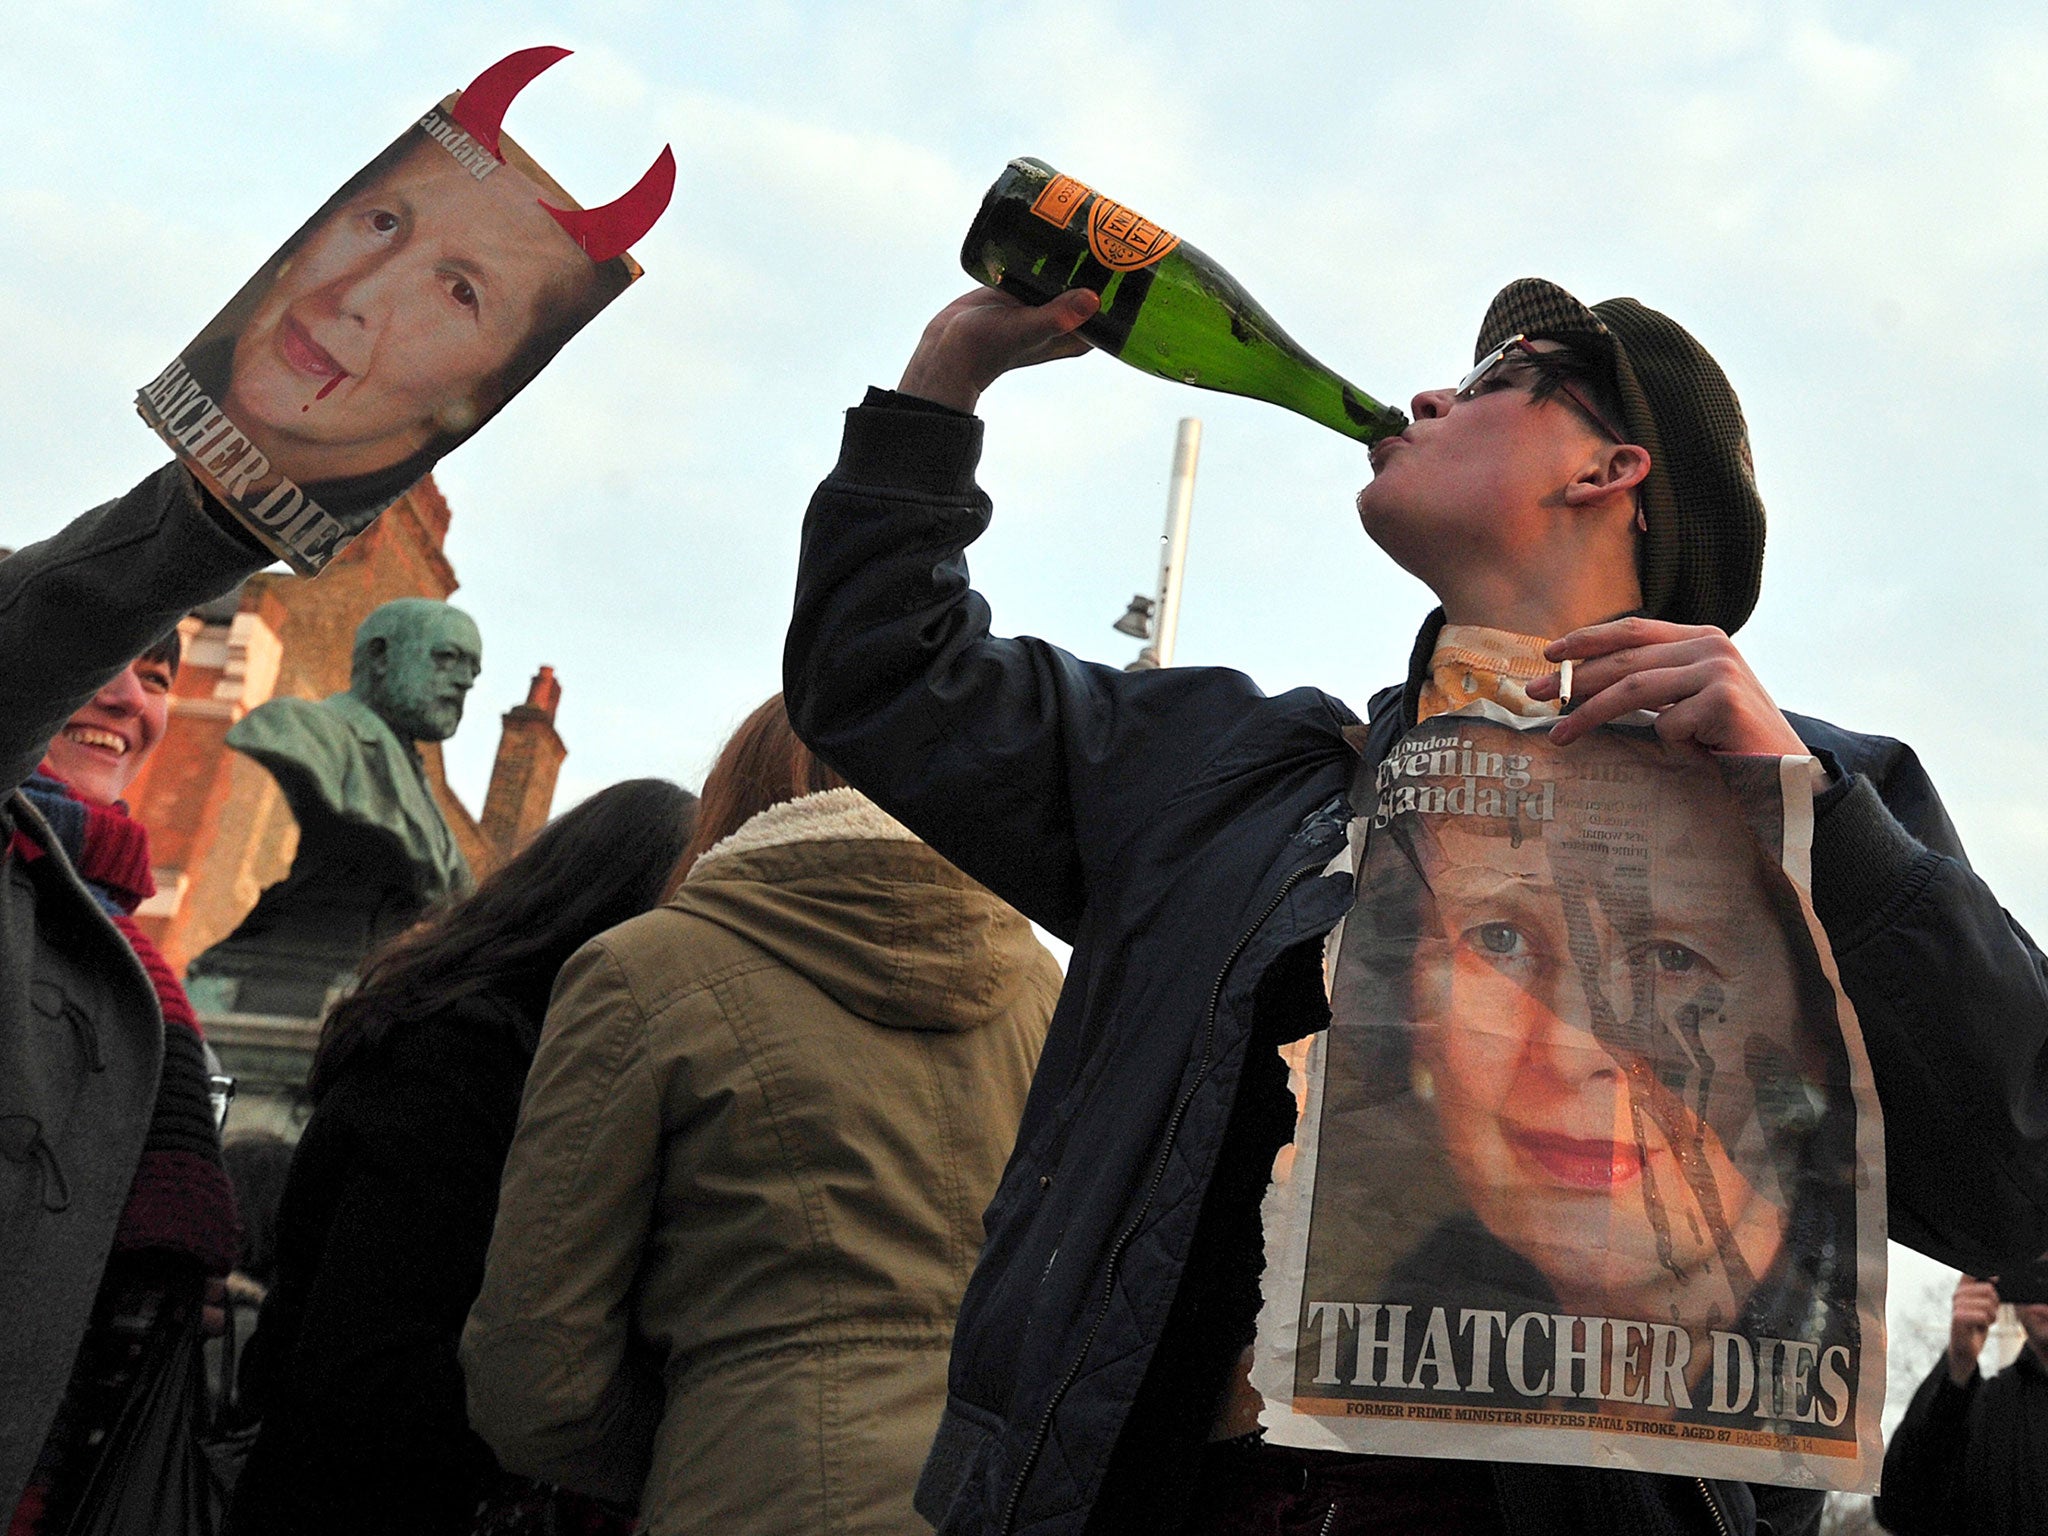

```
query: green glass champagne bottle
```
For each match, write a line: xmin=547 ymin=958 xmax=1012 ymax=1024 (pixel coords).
xmin=960 ymin=156 xmax=1407 ymax=444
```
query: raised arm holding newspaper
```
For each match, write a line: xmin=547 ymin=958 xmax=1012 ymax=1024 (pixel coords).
xmin=784 ymin=278 xmax=2048 ymax=1536
xmin=0 ymin=49 xmax=668 ymax=1526
xmin=0 ymin=468 xmax=275 ymax=1521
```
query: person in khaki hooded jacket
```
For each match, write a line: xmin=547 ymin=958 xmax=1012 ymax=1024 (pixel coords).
xmin=462 ymin=694 xmax=1061 ymax=1534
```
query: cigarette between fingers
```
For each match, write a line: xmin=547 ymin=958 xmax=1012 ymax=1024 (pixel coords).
xmin=1558 ymin=659 xmax=1574 ymax=711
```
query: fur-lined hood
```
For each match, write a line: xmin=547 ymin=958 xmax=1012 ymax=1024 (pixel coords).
xmin=672 ymin=787 xmax=1056 ymax=1034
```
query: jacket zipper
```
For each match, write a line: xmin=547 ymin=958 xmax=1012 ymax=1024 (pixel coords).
xmin=1695 ymin=1478 xmax=1732 ymax=1536
xmin=998 ymin=863 xmax=1320 ymax=1535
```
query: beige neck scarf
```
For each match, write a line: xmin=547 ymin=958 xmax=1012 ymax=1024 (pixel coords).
xmin=1416 ymin=623 xmax=1559 ymax=723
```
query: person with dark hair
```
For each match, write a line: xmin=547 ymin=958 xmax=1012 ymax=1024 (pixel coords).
xmin=225 ymin=778 xmax=698 ymax=1536
xmin=0 ymin=610 xmax=244 ymax=1535
xmin=780 ymin=278 xmax=2048 ymax=1536
xmin=219 ymin=1134 xmax=294 ymax=1294
xmin=462 ymin=695 xmax=1063 ymax=1536
xmin=211 ymin=1132 xmax=295 ymax=1435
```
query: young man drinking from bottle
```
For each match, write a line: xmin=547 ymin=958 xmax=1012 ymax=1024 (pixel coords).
xmin=782 ymin=276 xmax=2048 ymax=1536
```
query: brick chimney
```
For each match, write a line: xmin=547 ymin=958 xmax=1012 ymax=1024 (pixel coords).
xmin=479 ymin=667 xmax=567 ymax=859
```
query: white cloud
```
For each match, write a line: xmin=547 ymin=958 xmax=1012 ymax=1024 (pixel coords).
xmin=656 ymin=87 xmax=973 ymax=248
xmin=1555 ymin=0 xmax=1765 ymax=60
xmin=1785 ymin=20 xmax=1908 ymax=106
xmin=553 ymin=41 xmax=653 ymax=111
xmin=211 ymin=0 xmax=406 ymax=52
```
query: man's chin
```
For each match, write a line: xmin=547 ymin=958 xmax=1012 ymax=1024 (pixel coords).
xmin=1352 ymin=487 xmax=1406 ymax=543
xmin=385 ymin=711 xmax=462 ymax=743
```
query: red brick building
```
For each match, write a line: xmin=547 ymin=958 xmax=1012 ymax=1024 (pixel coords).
xmin=125 ymin=475 xmax=567 ymax=976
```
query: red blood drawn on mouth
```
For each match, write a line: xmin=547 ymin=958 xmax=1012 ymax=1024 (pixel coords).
xmin=303 ymin=374 xmax=346 ymax=410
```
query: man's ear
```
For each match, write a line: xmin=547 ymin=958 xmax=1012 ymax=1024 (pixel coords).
xmin=1562 ymin=443 xmax=1651 ymax=507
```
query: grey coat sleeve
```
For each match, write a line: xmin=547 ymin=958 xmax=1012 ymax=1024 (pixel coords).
xmin=0 ymin=463 xmax=269 ymax=796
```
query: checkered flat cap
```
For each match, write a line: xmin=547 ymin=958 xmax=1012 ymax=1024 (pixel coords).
xmin=1477 ymin=278 xmax=1765 ymax=635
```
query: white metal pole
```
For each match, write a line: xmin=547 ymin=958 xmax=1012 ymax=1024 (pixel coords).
xmin=1150 ymin=418 xmax=1202 ymax=668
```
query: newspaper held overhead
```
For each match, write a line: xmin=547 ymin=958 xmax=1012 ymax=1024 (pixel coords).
xmin=135 ymin=47 xmax=674 ymax=575
xmin=1251 ymin=706 xmax=1887 ymax=1494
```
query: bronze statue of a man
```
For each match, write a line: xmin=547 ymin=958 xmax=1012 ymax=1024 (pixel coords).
xmin=186 ymin=599 xmax=481 ymax=1018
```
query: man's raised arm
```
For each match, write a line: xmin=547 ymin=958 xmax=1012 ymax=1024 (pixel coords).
xmin=785 ymin=288 xmax=1279 ymax=938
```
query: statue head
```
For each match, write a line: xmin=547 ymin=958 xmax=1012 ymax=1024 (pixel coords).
xmin=348 ymin=599 xmax=482 ymax=744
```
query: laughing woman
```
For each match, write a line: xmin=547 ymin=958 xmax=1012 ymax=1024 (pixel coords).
xmin=3 ymin=632 xmax=242 ymax=1535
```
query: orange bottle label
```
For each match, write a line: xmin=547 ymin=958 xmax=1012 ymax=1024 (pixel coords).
xmin=1030 ymin=174 xmax=1091 ymax=229
xmin=1087 ymin=199 xmax=1180 ymax=271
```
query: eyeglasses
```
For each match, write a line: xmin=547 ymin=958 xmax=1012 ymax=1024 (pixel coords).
xmin=1455 ymin=334 xmax=1630 ymax=446
xmin=208 ymin=1074 xmax=237 ymax=1132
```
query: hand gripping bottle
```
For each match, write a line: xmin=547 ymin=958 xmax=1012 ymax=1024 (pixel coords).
xmin=961 ymin=156 xmax=1407 ymax=444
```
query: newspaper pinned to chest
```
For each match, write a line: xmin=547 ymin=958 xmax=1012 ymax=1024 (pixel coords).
xmin=134 ymin=48 xmax=669 ymax=574
xmin=1250 ymin=702 xmax=1887 ymax=1493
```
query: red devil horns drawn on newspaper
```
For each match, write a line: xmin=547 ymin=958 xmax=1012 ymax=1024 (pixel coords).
xmin=544 ymin=147 xmax=676 ymax=264
xmin=450 ymin=46 xmax=675 ymax=265
xmin=448 ymin=46 xmax=567 ymax=160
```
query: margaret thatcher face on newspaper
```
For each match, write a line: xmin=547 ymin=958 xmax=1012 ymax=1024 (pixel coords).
xmin=220 ymin=134 xmax=587 ymax=487
xmin=1407 ymin=744 xmax=1813 ymax=1332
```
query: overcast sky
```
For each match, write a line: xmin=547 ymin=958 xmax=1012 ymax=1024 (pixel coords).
xmin=7 ymin=0 xmax=2042 ymax=1390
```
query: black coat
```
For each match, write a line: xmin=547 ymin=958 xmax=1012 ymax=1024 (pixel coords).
xmin=1876 ymin=1349 xmax=2048 ymax=1535
xmin=785 ymin=392 xmax=2048 ymax=1536
xmin=227 ymin=994 xmax=540 ymax=1536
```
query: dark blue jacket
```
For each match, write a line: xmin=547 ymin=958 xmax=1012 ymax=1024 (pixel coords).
xmin=785 ymin=393 xmax=2048 ymax=1536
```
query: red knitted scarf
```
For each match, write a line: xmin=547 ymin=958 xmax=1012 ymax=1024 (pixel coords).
xmin=12 ymin=779 xmax=239 ymax=1273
